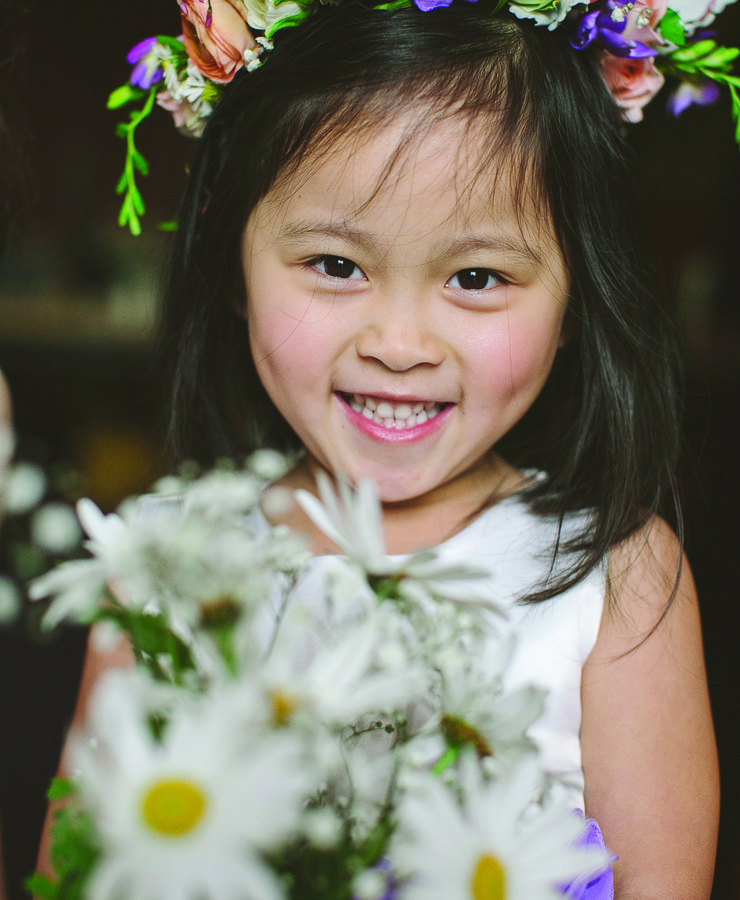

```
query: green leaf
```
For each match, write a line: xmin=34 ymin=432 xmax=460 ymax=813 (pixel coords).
xmin=431 ymin=745 xmax=459 ymax=775
xmin=132 ymin=149 xmax=149 ymax=175
xmin=374 ymin=0 xmax=412 ymax=9
xmin=266 ymin=9 xmax=311 ymax=40
xmin=25 ymin=873 xmax=58 ymax=900
xmin=701 ymin=46 xmax=739 ymax=70
xmin=157 ymin=220 xmax=178 ymax=232
xmin=660 ymin=9 xmax=686 ymax=46
xmin=673 ymin=38 xmax=716 ymax=63
xmin=47 ymin=776 xmax=75 ymax=802
xmin=107 ymin=83 xmax=143 ymax=110
xmin=156 ymin=35 xmax=186 ymax=53
xmin=48 ymin=807 xmax=100 ymax=900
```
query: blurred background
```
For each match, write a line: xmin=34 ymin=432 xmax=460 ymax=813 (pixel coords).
xmin=0 ymin=0 xmax=739 ymax=896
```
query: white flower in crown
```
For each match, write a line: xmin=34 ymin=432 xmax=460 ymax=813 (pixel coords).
xmin=390 ymin=754 xmax=608 ymax=900
xmin=157 ymin=58 xmax=214 ymax=137
xmin=295 ymin=473 xmax=502 ymax=615
xmin=71 ymin=670 xmax=315 ymax=900
xmin=508 ymin=0 xmax=587 ymax=30
xmin=240 ymin=0 xmax=305 ymax=33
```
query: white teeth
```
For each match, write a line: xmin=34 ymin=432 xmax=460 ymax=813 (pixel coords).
xmin=347 ymin=393 xmax=444 ymax=429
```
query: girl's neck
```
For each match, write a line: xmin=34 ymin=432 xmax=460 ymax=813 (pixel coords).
xmin=265 ymin=452 xmax=528 ymax=556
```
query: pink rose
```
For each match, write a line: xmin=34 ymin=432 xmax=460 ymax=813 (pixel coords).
xmin=180 ymin=0 xmax=258 ymax=83
xmin=599 ymin=53 xmax=665 ymax=122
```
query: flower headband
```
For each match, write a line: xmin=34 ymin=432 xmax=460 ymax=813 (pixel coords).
xmin=109 ymin=0 xmax=740 ymax=234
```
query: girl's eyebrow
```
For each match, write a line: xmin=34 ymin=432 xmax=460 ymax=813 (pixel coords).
xmin=278 ymin=221 xmax=545 ymax=265
xmin=278 ymin=221 xmax=380 ymax=252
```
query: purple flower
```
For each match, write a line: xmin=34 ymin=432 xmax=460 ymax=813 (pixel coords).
xmin=413 ymin=0 xmax=477 ymax=10
xmin=353 ymin=858 xmax=399 ymax=900
xmin=561 ymin=815 xmax=617 ymax=900
xmin=127 ymin=37 xmax=164 ymax=90
xmin=572 ymin=0 xmax=656 ymax=58
xmin=667 ymin=79 xmax=721 ymax=116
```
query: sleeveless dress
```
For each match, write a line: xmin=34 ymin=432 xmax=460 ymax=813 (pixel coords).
xmin=251 ymin=490 xmax=607 ymax=812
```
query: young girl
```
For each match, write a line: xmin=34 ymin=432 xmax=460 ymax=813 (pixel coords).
xmin=42 ymin=0 xmax=720 ymax=895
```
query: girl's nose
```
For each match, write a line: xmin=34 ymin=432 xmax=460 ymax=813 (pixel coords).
xmin=355 ymin=298 xmax=445 ymax=372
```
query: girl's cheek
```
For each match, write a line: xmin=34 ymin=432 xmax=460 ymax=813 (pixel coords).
xmin=470 ymin=318 xmax=562 ymax=401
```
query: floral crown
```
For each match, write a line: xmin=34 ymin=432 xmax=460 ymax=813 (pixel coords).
xmin=110 ymin=0 xmax=740 ymax=234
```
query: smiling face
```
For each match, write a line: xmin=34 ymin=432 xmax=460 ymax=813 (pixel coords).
xmin=243 ymin=112 xmax=569 ymax=511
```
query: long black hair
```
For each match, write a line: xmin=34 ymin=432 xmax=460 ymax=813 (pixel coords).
xmin=159 ymin=0 xmax=681 ymax=604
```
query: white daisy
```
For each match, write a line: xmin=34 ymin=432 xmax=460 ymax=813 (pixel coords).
xmin=260 ymin=609 xmax=427 ymax=730
xmin=71 ymin=670 xmax=315 ymax=900
xmin=295 ymin=474 xmax=502 ymax=615
xmin=391 ymin=755 xmax=609 ymax=900
xmin=408 ymin=634 xmax=546 ymax=771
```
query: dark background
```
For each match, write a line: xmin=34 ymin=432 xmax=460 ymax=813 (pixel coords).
xmin=1 ymin=0 xmax=739 ymax=896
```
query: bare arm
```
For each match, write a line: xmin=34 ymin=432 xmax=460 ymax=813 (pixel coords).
xmin=36 ymin=629 xmax=134 ymax=878
xmin=581 ymin=518 xmax=719 ymax=900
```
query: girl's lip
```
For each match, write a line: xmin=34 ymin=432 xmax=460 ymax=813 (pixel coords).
xmin=335 ymin=392 xmax=454 ymax=444
xmin=341 ymin=390 xmax=448 ymax=405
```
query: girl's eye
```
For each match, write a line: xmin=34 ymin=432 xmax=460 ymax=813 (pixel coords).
xmin=446 ymin=268 xmax=501 ymax=291
xmin=311 ymin=255 xmax=366 ymax=280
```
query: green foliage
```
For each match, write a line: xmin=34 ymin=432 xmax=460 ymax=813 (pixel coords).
xmin=157 ymin=35 xmax=187 ymax=57
xmin=266 ymin=9 xmax=312 ymax=40
xmin=110 ymin=85 xmax=158 ymax=236
xmin=272 ymin=808 xmax=395 ymax=900
xmin=107 ymin=83 xmax=146 ymax=111
xmin=47 ymin=777 xmax=76 ymax=802
xmin=374 ymin=0 xmax=413 ymax=10
xmin=659 ymin=8 xmax=686 ymax=47
xmin=663 ymin=38 xmax=740 ymax=148
xmin=100 ymin=604 xmax=197 ymax=683
xmin=26 ymin=787 xmax=100 ymax=900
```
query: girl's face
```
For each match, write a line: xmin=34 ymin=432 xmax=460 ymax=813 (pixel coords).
xmin=243 ymin=114 xmax=569 ymax=505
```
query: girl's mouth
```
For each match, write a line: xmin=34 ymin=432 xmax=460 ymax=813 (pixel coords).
xmin=343 ymin=392 xmax=447 ymax=430
xmin=336 ymin=392 xmax=453 ymax=443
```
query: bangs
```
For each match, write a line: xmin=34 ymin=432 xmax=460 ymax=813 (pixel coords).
xmin=226 ymin=4 xmax=551 ymax=240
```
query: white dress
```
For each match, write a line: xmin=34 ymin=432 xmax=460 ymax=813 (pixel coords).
xmin=251 ymin=491 xmax=606 ymax=812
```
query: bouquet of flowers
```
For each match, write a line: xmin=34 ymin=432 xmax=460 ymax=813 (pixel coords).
xmin=28 ymin=452 xmax=611 ymax=900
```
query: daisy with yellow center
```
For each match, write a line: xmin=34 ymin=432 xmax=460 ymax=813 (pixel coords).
xmin=70 ymin=670 xmax=317 ymax=900
xmin=390 ymin=755 xmax=609 ymax=900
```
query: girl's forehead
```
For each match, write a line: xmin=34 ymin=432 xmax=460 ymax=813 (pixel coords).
xmin=255 ymin=112 xmax=556 ymax=252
